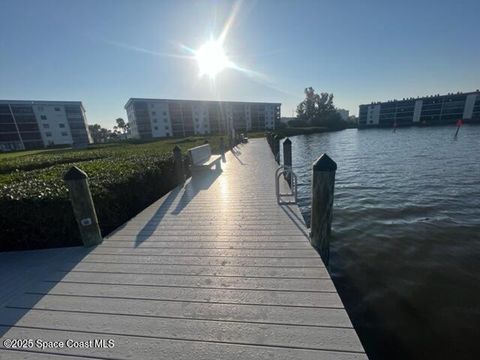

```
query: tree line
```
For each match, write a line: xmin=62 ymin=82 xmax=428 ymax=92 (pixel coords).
xmin=88 ymin=118 xmax=130 ymax=143
xmin=294 ymin=87 xmax=354 ymax=130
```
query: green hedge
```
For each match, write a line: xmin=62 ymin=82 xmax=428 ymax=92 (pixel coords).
xmin=0 ymin=136 xmax=221 ymax=251
xmin=0 ymin=155 xmax=185 ymax=251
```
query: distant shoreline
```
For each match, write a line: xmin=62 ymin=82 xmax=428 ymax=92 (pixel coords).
xmin=358 ymin=121 xmax=480 ymax=130
xmin=272 ymin=125 xmax=355 ymax=138
xmin=272 ymin=121 xmax=480 ymax=138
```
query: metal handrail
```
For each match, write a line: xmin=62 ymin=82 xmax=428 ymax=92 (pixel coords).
xmin=275 ymin=165 xmax=298 ymax=205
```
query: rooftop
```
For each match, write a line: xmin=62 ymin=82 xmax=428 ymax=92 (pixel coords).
xmin=0 ymin=100 xmax=85 ymax=112
xmin=125 ymin=98 xmax=281 ymax=109
xmin=361 ymin=90 xmax=480 ymax=106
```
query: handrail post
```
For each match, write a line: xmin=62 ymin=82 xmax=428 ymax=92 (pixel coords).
xmin=63 ymin=166 xmax=103 ymax=247
xmin=283 ymin=138 xmax=292 ymax=186
xmin=310 ymin=154 xmax=337 ymax=266
xmin=173 ymin=145 xmax=185 ymax=184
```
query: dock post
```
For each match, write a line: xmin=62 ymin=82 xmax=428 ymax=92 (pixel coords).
xmin=173 ymin=145 xmax=185 ymax=184
xmin=63 ymin=166 xmax=103 ymax=247
xmin=273 ymin=135 xmax=280 ymax=163
xmin=283 ymin=137 xmax=292 ymax=186
xmin=310 ymin=154 xmax=337 ymax=266
xmin=220 ymin=137 xmax=226 ymax=162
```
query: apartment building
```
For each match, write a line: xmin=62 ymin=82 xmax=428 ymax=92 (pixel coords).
xmin=124 ymin=98 xmax=281 ymax=139
xmin=359 ymin=90 xmax=480 ymax=128
xmin=0 ymin=100 xmax=91 ymax=151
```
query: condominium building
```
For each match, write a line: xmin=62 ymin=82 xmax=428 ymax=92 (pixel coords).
xmin=124 ymin=98 xmax=281 ymax=139
xmin=0 ymin=100 xmax=91 ymax=151
xmin=358 ymin=90 xmax=480 ymax=128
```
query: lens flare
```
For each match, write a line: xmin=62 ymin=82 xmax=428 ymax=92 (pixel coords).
xmin=195 ymin=40 xmax=230 ymax=78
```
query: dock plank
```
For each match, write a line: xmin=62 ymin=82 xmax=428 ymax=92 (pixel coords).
xmin=43 ymin=271 xmax=338 ymax=292
xmin=57 ymin=262 xmax=331 ymax=278
xmin=0 ymin=327 xmax=366 ymax=360
xmin=10 ymin=293 xmax=352 ymax=327
xmin=0 ymin=308 xmax=364 ymax=353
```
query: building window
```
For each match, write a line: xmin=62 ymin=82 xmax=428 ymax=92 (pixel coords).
xmin=153 ymin=119 xmax=157 ymax=123
xmin=40 ymin=115 xmax=47 ymax=120
xmin=152 ymin=111 xmax=156 ymax=115
xmin=43 ymin=124 xmax=49 ymax=129
xmin=45 ymin=132 xmax=52 ymax=137
xmin=163 ymin=112 xmax=167 ymax=116
xmin=54 ymin=107 xmax=60 ymax=111
xmin=59 ymin=123 xmax=65 ymax=128
xmin=61 ymin=132 xmax=68 ymax=136
xmin=164 ymin=118 xmax=168 ymax=123
xmin=154 ymin=126 xmax=158 ymax=130
xmin=166 ymin=132 xmax=170 ymax=136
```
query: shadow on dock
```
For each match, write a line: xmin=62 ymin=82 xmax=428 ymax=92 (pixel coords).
xmin=133 ymin=187 xmax=182 ymax=247
xmin=134 ymin=170 xmax=221 ymax=247
xmin=0 ymin=246 xmax=93 ymax=337
xmin=280 ymin=205 xmax=310 ymax=238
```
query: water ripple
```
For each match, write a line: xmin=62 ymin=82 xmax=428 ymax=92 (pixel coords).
xmin=283 ymin=126 xmax=480 ymax=359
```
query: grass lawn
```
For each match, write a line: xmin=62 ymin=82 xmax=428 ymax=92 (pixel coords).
xmin=0 ymin=135 xmax=228 ymax=175
xmin=0 ymin=148 xmax=60 ymax=159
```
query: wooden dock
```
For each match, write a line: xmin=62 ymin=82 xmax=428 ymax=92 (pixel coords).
xmin=0 ymin=138 xmax=367 ymax=359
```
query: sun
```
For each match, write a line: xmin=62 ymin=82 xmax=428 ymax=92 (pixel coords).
xmin=195 ymin=40 xmax=230 ymax=78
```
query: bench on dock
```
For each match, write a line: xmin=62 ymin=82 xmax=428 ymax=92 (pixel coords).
xmin=188 ymin=144 xmax=222 ymax=173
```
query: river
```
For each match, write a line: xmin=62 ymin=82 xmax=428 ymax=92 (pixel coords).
xmin=282 ymin=125 xmax=480 ymax=359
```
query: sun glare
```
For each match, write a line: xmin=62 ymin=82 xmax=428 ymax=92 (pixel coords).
xmin=195 ymin=40 xmax=230 ymax=78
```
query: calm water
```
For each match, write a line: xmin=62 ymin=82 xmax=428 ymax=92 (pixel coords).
xmin=283 ymin=126 xmax=480 ymax=359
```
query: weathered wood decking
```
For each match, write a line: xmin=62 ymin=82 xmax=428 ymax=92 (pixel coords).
xmin=0 ymin=138 xmax=367 ymax=359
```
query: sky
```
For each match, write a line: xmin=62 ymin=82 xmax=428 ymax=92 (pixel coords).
xmin=1 ymin=0 xmax=479 ymax=128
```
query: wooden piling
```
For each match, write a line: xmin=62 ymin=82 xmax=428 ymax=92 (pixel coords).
xmin=273 ymin=135 xmax=280 ymax=163
xmin=220 ymin=137 xmax=226 ymax=162
xmin=283 ymin=138 xmax=292 ymax=186
xmin=63 ymin=166 xmax=103 ymax=247
xmin=173 ymin=145 xmax=185 ymax=184
xmin=310 ymin=154 xmax=337 ymax=266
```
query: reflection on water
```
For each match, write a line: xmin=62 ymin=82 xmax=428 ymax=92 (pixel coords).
xmin=283 ymin=126 xmax=480 ymax=360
